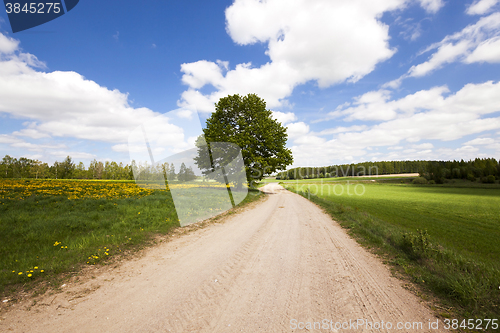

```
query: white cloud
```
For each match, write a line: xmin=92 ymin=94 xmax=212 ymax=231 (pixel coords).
xmin=412 ymin=143 xmax=434 ymax=149
xmin=0 ymin=32 xmax=196 ymax=160
xmin=179 ymin=0 xmax=406 ymax=112
xmin=466 ymin=0 xmax=500 ymax=15
xmin=0 ymin=34 xmax=19 ymax=54
xmin=409 ymin=41 xmax=470 ymax=77
xmin=288 ymin=81 xmax=500 ymax=166
xmin=0 ymin=134 xmax=22 ymax=144
xmin=388 ymin=12 xmax=500 ymax=83
xmin=180 ymin=60 xmax=227 ymax=90
xmin=318 ymin=125 xmax=368 ymax=135
xmin=11 ymin=142 xmax=66 ymax=151
xmin=12 ymin=128 xmax=51 ymax=139
xmin=49 ymin=150 xmax=97 ymax=160
xmin=463 ymin=137 xmax=495 ymax=145
xmin=175 ymin=109 xmax=194 ymax=119
xmin=465 ymin=36 xmax=500 ymax=63
xmin=286 ymin=122 xmax=310 ymax=139
xmin=417 ymin=0 xmax=445 ymax=13
xmin=272 ymin=111 xmax=297 ymax=124
xmin=396 ymin=18 xmax=423 ymax=41
xmin=331 ymin=86 xmax=449 ymax=121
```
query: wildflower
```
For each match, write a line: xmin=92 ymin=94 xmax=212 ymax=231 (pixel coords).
xmin=18 ymin=272 xmax=22 ymax=275
xmin=40 ymin=270 xmax=44 ymax=273
xmin=34 ymin=266 xmax=38 ymax=269
xmin=27 ymin=274 xmax=32 ymax=277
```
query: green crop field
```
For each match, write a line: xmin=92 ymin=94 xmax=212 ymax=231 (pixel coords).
xmin=285 ymin=180 xmax=500 ymax=319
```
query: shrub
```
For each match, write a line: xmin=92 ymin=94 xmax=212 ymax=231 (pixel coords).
xmin=482 ymin=175 xmax=496 ymax=184
xmin=428 ymin=180 xmax=436 ymax=184
xmin=467 ymin=173 xmax=476 ymax=182
xmin=412 ymin=177 xmax=428 ymax=184
xmin=435 ymin=177 xmax=445 ymax=184
xmin=399 ymin=229 xmax=431 ymax=260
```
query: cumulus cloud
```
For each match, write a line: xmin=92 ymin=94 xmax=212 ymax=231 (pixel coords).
xmin=272 ymin=111 xmax=297 ymax=125
xmin=330 ymin=86 xmax=449 ymax=121
xmin=287 ymin=81 xmax=500 ymax=166
xmin=179 ymin=0 xmax=407 ymax=112
xmin=286 ymin=122 xmax=310 ymax=139
xmin=466 ymin=0 xmax=500 ymax=15
xmin=0 ymin=33 xmax=19 ymax=54
xmin=0 ymin=32 xmax=195 ymax=160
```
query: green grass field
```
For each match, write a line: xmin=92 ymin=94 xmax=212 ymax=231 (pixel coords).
xmin=291 ymin=182 xmax=500 ymax=263
xmin=0 ymin=179 xmax=261 ymax=298
xmin=285 ymin=180 xmax=500 ymax=319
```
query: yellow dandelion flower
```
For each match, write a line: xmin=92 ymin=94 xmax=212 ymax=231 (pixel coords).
xmin=18 ymin=272 xmax=22 ymax=275
xmin=41 ymin=270 xmax=44 ymax=273
xmin=34 ymin=266 xmax=38 ymax=269
xmin=27 ymin=274 xmax=32 ymax=277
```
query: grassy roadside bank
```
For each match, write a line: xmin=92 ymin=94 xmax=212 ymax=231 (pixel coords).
xmin=0 ymin=179 xmax=263 ymax=301
xmin=284 ymin=182 xmax=500 ymax=322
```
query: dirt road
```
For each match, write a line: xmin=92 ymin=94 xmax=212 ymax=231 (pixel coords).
xmin=0 ymin=184 xmax=445 ymax=332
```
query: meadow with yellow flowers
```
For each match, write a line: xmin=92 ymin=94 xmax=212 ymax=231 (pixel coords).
xmin=0 ymin=179 xmax=258 ymax=297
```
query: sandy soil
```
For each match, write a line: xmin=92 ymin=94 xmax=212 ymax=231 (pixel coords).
xmin=0 ymin=183 xmax=445 ymax=332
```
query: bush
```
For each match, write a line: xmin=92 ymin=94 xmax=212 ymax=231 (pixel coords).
xmin=467 ymin=173 xmax=476 ymax=182
xmin=399 ymin=229 xmax=431 ymax=260
xmin=482 ymin=175 xmax=496 ymax=184
xmin=435 ymin=177 xmax=445 ymax=184
xmin=412 ymin=177 xmax=428 ymax=184
xmin=428 ymin=180 xmax=436 ymax=184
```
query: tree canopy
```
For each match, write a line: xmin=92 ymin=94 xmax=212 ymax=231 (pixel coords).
xmin=196 ymin=93 xmax=293 ymax=187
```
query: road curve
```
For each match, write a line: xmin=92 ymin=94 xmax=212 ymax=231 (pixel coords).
xmin=0 ymin=183 xmax=445 ymax=332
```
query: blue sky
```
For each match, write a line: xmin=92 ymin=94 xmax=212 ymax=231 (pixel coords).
xmin=1 ymin=0 xmax=500 ymax=169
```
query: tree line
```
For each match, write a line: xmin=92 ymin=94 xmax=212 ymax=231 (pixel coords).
xmin=0 ymin=155 xmax=196 ymax=182
xmin=277 ymin=158 xmax=500 ymax=183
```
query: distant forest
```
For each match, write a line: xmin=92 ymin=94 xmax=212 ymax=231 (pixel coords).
xmin=277 ymin=158 xmax=500 ymax=183
xmin=0 ymin=155 xmax=196 ymax=181
xmin=1 ymin=155 xmax=499 ymax=184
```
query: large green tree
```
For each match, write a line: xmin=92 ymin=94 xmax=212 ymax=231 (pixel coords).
xmin=196 ymin=93 xmax=293 ymax=187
